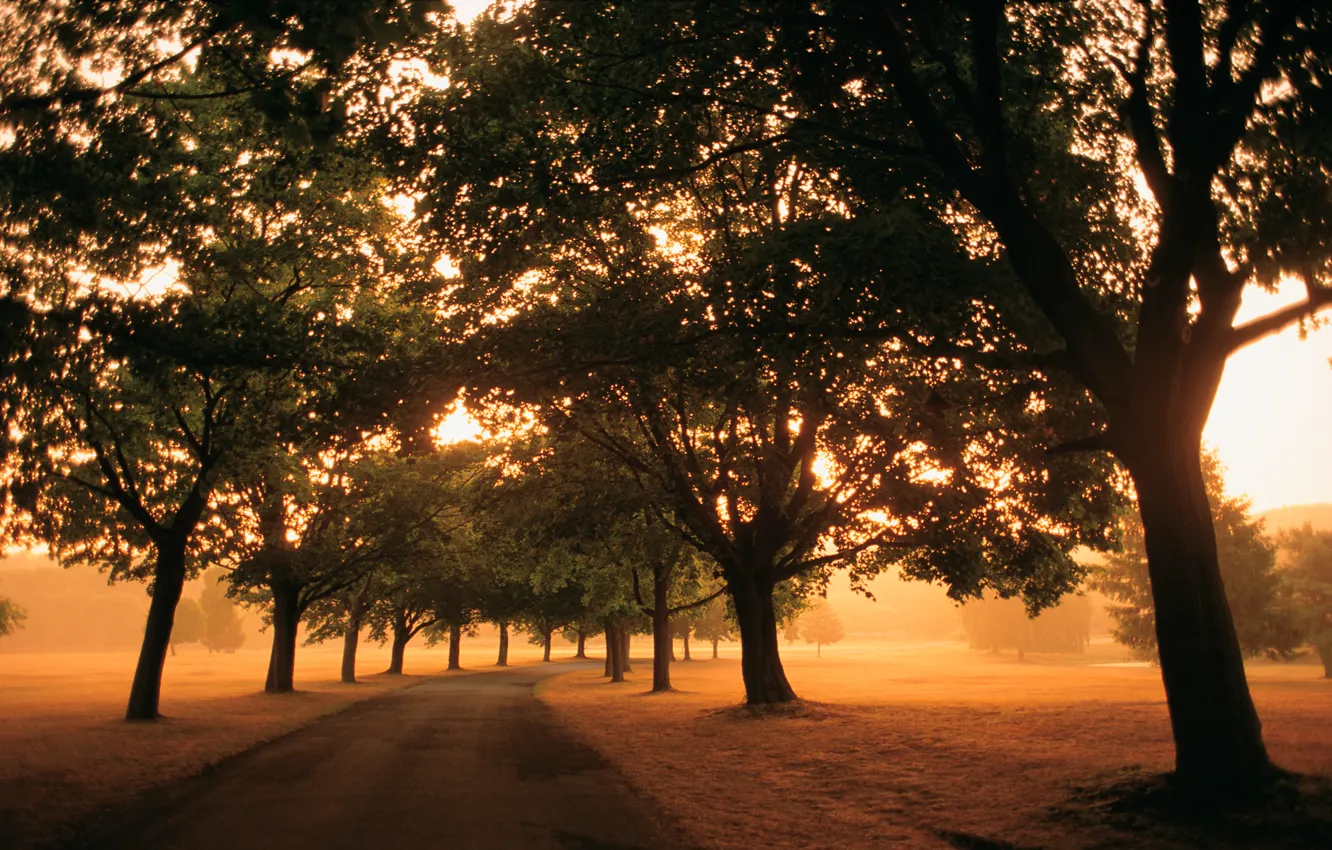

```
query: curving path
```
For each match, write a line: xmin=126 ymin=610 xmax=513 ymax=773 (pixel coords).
xmin=83 ymin=663 xmax=675 ymax=850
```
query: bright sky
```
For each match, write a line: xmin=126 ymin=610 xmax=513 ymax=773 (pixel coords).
xmin=1205 ymin=280 xmax=1332 ymax=511
xmin=451 ymin=0 xmax=493 ymax=24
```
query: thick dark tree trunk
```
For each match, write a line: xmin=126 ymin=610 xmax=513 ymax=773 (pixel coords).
xmin=448 ymin=623 xmax=462 ymax=671
xmin=341 ymin=615 xmax=360 ymax=684
xmin=496 ymin=620 xmax=509 ymax=667
xmin=711 ymin=638 xmax=719 ymax=659
xmin=387 ymin=633 xmax=408 ymax=675
xmin=607 ymin=621 xmax=626 ymax=683
xmin=1128 ymin=434 xmax=1271 ymax=788
xmin=542 ymin=628 xmax=553 ymax=662
xmin=1317 ymin=644 xmax=1332 ymax=679
xmin=575 ymin=628 xmax=587 ymax=659
xmin=603 ymin=624 xmax=614 ymax=677
xmin=265 ymin=579 xmax=301 ymax=694
xmin=126 ymin=543 xmax=187 ymax=720
xmin=729 ymin=574 xmax=797 ymax=705
xmin=682 ymin=632 xmax=692 ymax=661
xmin=652 ymin=578 xmax=672 ymax=692
xmin=621 ymin=627 xmax=633 ymax=673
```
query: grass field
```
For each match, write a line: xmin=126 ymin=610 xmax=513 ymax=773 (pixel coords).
xmin=539 ymin=639 xmax=1332 ymax=849
xmin=0 ymin=634 xmax=561 ymax=850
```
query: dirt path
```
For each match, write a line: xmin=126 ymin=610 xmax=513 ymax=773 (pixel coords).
xmin=76 ymin=662 xmax=674 ymax=850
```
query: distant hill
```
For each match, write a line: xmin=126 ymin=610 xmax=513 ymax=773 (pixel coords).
xmin=1258 ymin=503 xmax=1332 ymax=533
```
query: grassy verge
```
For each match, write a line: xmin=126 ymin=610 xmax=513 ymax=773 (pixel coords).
xmin=539 ymin=641 xmax=1332 ymax=849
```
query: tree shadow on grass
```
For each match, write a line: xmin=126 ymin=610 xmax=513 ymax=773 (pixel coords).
xmin=1051 ymin=768 xmax=1332 ymax=849
xmin=701 ymin=700 xmax=853 ymax=721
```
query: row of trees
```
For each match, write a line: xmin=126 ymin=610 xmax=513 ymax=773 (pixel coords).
xmin=3 ymin=0 xmax=1331 ymax=794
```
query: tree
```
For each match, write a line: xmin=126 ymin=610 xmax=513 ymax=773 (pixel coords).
xmin=0 ymin=596 xmax=26 ymax=638
xmin=489 ymin=0 xmax=1332 ymax=790
xmin=405 ymin=15 xmax=1119 ymax=707
xmin=168 ymin=597 xmax=205 ymax=654
xmin=199 ymin=569 xmax=245 ymax=654
xmin=692 ymin=598 xmax=734 ymax=659
xmin=1278 ymin=525 xmax=1332 ymax=677
xmin=800 ymin=600 xmax=846 ymax=658
xmin=961 ymin=594 xmax=1093 ymax=661
xmin=1092 ymin=454 xmax=1300 ymax=661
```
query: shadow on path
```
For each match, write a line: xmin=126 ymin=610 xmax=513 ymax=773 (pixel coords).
xmin=66 ymin=663 xmax=677 ymax=850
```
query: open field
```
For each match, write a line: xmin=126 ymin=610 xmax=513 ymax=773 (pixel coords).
xmin=539 ymin=639 xmax=1332 ymax=849
xmin=0 ymin=634 xmax=565 ymax=850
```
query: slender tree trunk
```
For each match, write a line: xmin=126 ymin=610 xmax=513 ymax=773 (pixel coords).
xmin=817 ymin=641 xmax=822 ymax=658
xmin=575 ymin=628 xmax=587 ymax=659
xmin=729 ymin=573 xmax=797 ymax=704
xmin=496 ymin=620 xmax=509 ymax=667
xmin=265 ymin=579 xmax=300 ymax=694
xmin=603 ymin=623 xmax=614 ymax=677
xmin=1128 ymin=433 xmax=1271 ymax=788
xmin=682 ymin=631 xmax=692 ymax=661
xmin=126 ymin=542 xmax=187 ymax=720
xmin=169 ymin=643 xmax=176 ymax=657
xmin=1317 ymin=644 xmax=1332 ymax=679
xmin=711 ymin=638 xmax=719 ymax=659
xmin=448 ymin=623 xmax=462 ymax=671
xmin=542 ymin=628 xmax=553 ymax=662
xmin=621 ymin=626 xmax=633 ymax=673
xmin=341 ymin=615 xmax=361 ymax=684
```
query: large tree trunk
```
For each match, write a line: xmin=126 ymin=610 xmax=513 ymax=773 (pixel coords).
xmin=1128 ymin=434 xmax=1271 ymax=788
xmin=1317 ymin=644 xmax=1332 ymax=679
xmin=496 ymin=620 xmax=509 ymax=667
xmin=447 ymin=623 xmax=462 ymax=671
xmin=542 ymin=627 xmax=553 ymax=662
xmin=341 ymin=615 xmax=360 ymax=684
xmin=620 ymin=627 xmax=633 ymax=673
xmin=607 ymin=621 xmax=626 ymax=683
xmin=126 ymin=542 xmax=187 ymax=720
xmin=575 ymin=628 xmax=587 ymax=659
xmin=729 ymin=574 xmax=797 ymax=705
xmin=387 ymin=612 xmax=409 ymax=676
xmin=265 ymin=579 xmax=301 ymax=694
xmin=603 ymin=624 xmax=614 ymax=677
xmin=652 ymin=575 xmax=672 ymax=692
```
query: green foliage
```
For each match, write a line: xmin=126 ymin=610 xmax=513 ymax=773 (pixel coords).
xmin=1278 ymin=524 xmax=1332 ymax=672
xmin=170 ymin=596 xmax=206 ymax=648
xmin=1092 ymin=455 xmax=1301 ymax=660
xmin=0 ymin=596 xmax=26 ymax=638
xmin=199 ymin=568 xmax=245 ymax=653
xmin=691 ymin=599 xmax=733 ymax=649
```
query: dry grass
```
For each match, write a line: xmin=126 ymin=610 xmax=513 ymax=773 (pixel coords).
xmin=0 ymin=635 xmax=557 ymax=849
xmin=538 ymin=639 xmax=1332 ymax=849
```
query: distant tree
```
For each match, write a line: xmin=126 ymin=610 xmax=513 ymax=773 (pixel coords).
xmin=199 ymin=569 xmax=246 ymax=654
xmin=1092 ymin=455 xmax=1300 ymax=662
xmin=961 ymin=594 xmax=1092 ymax=662
xmin=782 ymin=618 xmax=802 ymax=647
xmin=692 ymin=599 xmax=734 ymax=659
xmin=1279 ymin=525 xmax=1332 ymax=678
xmin=168 ymin=597 xmax=205 ymax=655
xmin=0 ymin=596 xmax=26 ymax=638
xmin=801 ymin=600 xmax=846 ymax=658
